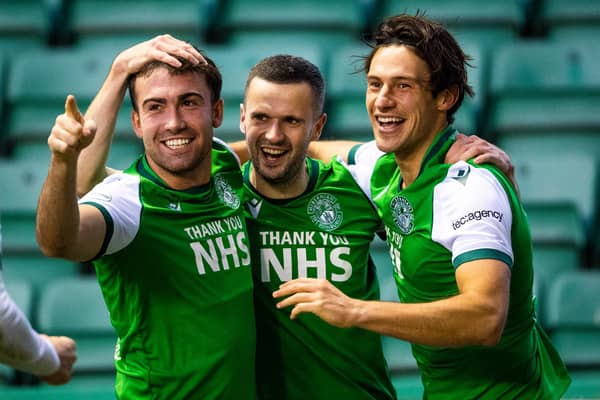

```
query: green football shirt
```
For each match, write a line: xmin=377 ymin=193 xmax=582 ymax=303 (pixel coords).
xmin=352 ymin=127 xmax=571 ymax=399
xmin=81 ymin=140 xmax=256 ymax=400
xmin=242 ymin=157 xmax=396 ymax=400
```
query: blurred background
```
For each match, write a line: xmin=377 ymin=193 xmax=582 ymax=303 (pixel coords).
xmin=0 ymin=0 xmax=598 ymax=398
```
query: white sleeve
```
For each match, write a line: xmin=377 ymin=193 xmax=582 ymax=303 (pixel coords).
xmin=431 ymin=161 xmax=513 ymax=268
xmin=79 ymin=173 xmax=142 ymax=255
xmin=345 ymin=141 xmax=385 ymax=201
xmin=0 ymin=275 xmax=59 ymax=376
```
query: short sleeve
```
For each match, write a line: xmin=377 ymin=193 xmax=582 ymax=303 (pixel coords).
xmin=79 ymin=173 xmax=142 ymax=256
xmin=431 ymin=161 xmax=513 ymax=269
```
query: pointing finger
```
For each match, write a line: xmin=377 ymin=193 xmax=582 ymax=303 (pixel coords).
xmin=64 ymin=95 xmax=84 ymax=124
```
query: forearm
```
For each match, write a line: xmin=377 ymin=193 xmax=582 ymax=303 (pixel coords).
xmin=0 ymin=283 xmax=59 ymax=376
xmin=77 ymin=63 xmax=129 ymax=196
xmin=307 ymin=140 xmax=362 ymax=163
xmin=351 ymin=293 xmax=505 ymax=347
xmin=37 ymin=156 xmax=81 ymax=260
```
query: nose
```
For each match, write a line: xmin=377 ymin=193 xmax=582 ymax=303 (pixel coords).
xmin=374 ymin=85 xmax=395 ymax=110
xmin=164 ymin=106 xmax=186 ymax=132
xmin=264 ymin=120 xmax=284 ymax=142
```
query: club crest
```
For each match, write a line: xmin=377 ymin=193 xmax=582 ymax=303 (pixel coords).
xmin=390 ymin=195 xmax=414 ymax=234
xmin=214 ymin=175 xmax=240 ymax=209
xmin=307 ymin=193 xmax=343 ymax=231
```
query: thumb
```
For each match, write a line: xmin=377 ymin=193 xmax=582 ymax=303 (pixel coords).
xmin=65 ymin=94 xmax=85 ymax=124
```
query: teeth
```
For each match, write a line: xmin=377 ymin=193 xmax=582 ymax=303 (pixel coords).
xmin=165 ymin=138 xmax=191 ymax=148
xmin=262 ymin=147 xmax=285 ymax=156
xmin=377 ymin=117 xmax=403 ymax=123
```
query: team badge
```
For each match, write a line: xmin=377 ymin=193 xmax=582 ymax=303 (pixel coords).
xmin=214 ymin=175 xmax=240 ymax=209
xmin=390 ymin=195 xmax=414 ymax=234
xmin=307 ymin=193 xmax=343 ymax=231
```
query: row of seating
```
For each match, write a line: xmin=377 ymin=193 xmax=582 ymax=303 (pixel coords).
xmin=0 ymin=38 xmax=599 ymax=142
xmin=2 ymin=0 xmax=599 ymax=51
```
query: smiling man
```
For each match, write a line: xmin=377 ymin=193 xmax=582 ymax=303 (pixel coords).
xmin=35 ymin=41 xmax=256 ymax=399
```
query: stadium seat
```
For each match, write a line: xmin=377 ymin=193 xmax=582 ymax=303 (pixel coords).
xmin=206 ymin=43 xmax=327 ymax=141
xmin=37 ymin=277 xmax=117 ymax=376
xmin=1 ymin=252 xmax=81 ymax=293
xmin=0 ymin=0 xmax=52 ymax=53
xmin=513 ymin=152 xmax=598 ymax=245
xmin=0 ymin=159 xmax=49 ymax=253
xmin=487 ymin=41 xmax=600 ymax=136
xmin=5 ymin=47 xmax=136 ymax=145
xmin=545 ymin=271 xmax=600 ymax=369
xmin=66 ymin=0 xmax=218 ymax=48
xmin=531 ymin=243 xmax=579 ymax=328
xmin=214 ymin=0 xmax=372 ymax=51
xmin=324 ymin=43 xmax=370 ymax=140
xmin=537 ymin=0 xmax=600 ymax=43
xmin=377 ymin=0 xmax=526 ymax=49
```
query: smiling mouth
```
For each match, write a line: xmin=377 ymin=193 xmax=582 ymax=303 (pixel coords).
xmin=165 ymin=138 xmax=191 ymax=149
xmin=376 ymin=116 xmax=405 ymax=127
xmin=261 ymin=147 xmax=287 ymax=159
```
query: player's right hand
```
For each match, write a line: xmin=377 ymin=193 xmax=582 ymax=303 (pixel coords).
xmin=48 ymin=95 xmax=97 ymax=159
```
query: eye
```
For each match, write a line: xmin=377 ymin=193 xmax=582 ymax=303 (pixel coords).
xmin=147 ymin=103 xmax=162 ymax=111
xmin=252 ymin=113 xmax=268 ymax=122
xmin=368 ymin=80 xmax=382 ymax=89
xmin=397 ymin=82 xmax=411 ymax=89
xmin=285 ymin=117 xmax=301 ymax=126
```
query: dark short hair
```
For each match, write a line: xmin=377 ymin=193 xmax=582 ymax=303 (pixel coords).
xmin=363 ymin=14 xmax=474 ymax=124
xmin=128 ymin=51 xmax=222 ymax=111
xmin=245 ymin=54 xmax=325 ymax=116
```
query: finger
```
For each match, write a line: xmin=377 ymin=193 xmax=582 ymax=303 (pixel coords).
xmin=289 ymin=303 xmax=313 ymax=320
xmin=276 ymin=292 xmax=316 ymax=309
xmin=273 ymin=279 xmax=317 ymax=298
xmin=65 ymin=95 xmax=84 ymax=124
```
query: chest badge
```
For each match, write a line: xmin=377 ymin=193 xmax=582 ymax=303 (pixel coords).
xmin=390 ymin=195 xmax=414 ymax=234
xmin=307 ymin=193 xmax=343 ymax=231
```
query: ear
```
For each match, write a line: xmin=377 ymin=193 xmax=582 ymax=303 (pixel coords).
xmin=212 ymin=98 xmax=224 ymax=128
xmin=132 ymin=110 xmax=143 ymax=139
xmin=239 ymin=103 xmax=247 ymax=135
xmin=436 ymin=85 xmax=459 ymax=112
xmin=310 ymin=113 xmax=328 ymax=141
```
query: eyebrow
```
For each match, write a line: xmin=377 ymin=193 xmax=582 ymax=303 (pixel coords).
xmin=141 ymin=92 xmax=205 ymax=108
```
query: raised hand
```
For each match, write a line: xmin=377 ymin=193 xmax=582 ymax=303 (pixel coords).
xmin=48 ymin=95 xmax=97 ymax=159
xmin=112 ymin=34 xmax=205 ymax=77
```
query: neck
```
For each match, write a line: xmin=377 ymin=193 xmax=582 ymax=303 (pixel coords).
xmin=250 ymin=161 xmax=310 ymax=199
xmin=395 ymin=123 xmax=449 ymax=188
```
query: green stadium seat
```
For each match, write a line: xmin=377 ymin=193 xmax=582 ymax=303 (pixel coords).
xmin=562 ymin=370 xmax=600 ymax=399
xmin=0 ymin=160 xmax=48 ymax=253
xmin=545 ymin=271 xmax=600 ymax=369
xmin=513 ymin=152 xmax=598 ymax=244
xmin=377 ymin=0 xmax=526 ymax=49
xmin=531 ymin=243 xmax=579 ymax=328
xmin=0 ymin=0 xmax=52 ymax=53
xmin=215 ymin=0 xmax=372 ymax=51
xmin=66 ymin=0 xmax=218 ymax=48
xmin=37 ymin=277 xmax=117 ymax=376
xmin=487 ymin=41 xmax=600 ymax=136
xmin=206 ymin=43 xmax=327 ymax=141
xmin=5 ymin=47 xmax=136 ymax=144
xmin=392 ymin=373 xmax=424 ymax=400
xmin=1 ymin=252 xmax=81 ymax=293
xmin=538 ymin=0 xmax=600 ymax=43
xmin=324 ymin=43 xmax=370 ymax=140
